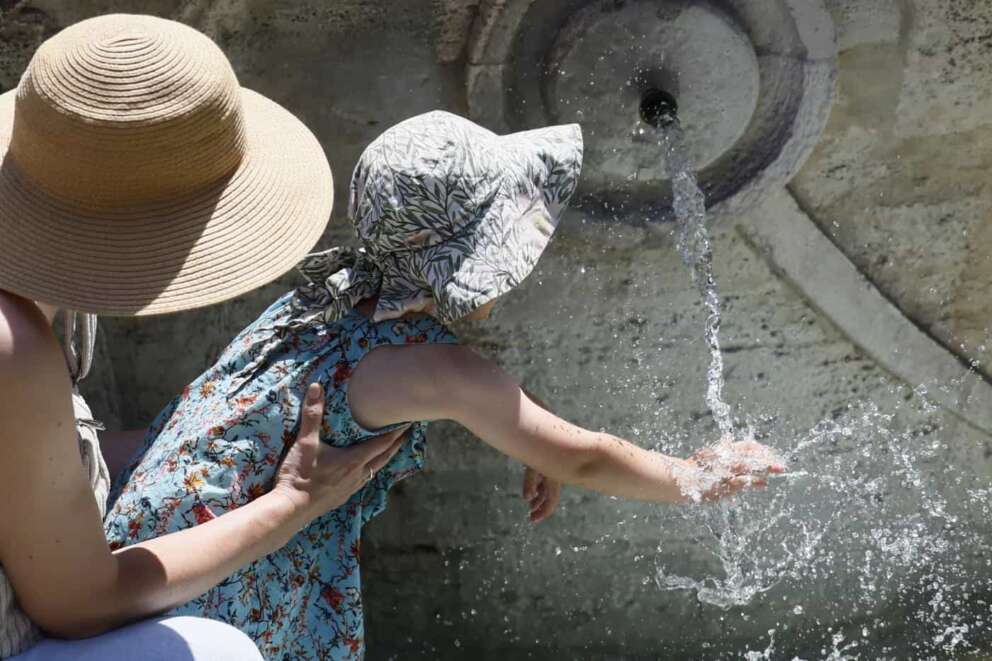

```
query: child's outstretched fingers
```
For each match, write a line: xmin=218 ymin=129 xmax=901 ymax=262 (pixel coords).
xmin=530 ymin=476 xmax=561 ymax=523
xmin=522 ymin=466 xmax=540 ymax=500
xmin=729 ymin=440 xmax=788 ymax=476
xmin=702 ymin=475 xmax=765 ymax=502
xmin=522 ymin=467 xmax=561 ymax=523
xmin=766 ymin=451 xmax=789 ymax=474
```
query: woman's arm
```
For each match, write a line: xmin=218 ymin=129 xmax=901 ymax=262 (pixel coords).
xmin=0 ymin=300 xmax=406 ymax=639
xmin=349 ymin=344 xmax=785 ymax=504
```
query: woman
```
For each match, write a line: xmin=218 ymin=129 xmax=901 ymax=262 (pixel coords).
xmin=0 ymin=14 xmax=407 ymax=659
xmin=105 ymin=111 xmax=785 ymax=659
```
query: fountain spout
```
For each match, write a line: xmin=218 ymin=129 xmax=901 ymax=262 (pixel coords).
xmin=467 ymin=0 xmax=836 ymax=220
xmin=640 ymin=88 xmax=679 ymax=128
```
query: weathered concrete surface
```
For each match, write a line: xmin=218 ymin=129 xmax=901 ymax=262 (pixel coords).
xmin=792 ymin=0 xmax=992 ymax=381
xmin=2 ymin=0 xmax=992 ymax=657
xmin=742 ymin=189 xmax=992 ymax=436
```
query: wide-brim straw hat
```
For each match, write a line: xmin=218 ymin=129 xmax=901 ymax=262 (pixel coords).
xmin=0 ymin=14 xmax=333 ymax=315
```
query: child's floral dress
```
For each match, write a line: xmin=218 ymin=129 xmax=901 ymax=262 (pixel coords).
xmin=104 ymin=291 xmax=456 ymax=659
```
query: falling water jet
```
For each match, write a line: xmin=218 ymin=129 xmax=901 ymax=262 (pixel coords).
xmin=651 ymin=120 xmax=992 ymax=643
xmin=641 ymin=93 xmax=734 ymax=439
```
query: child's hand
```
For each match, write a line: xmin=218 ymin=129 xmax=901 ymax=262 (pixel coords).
xmin=522 ymin=466 xmax=561 ymax=523
xmin=681 ymin=438 xmax=787 ymax=503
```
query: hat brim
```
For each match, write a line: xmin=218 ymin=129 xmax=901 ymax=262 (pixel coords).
xmin=433 ymin=192 xmax=559 ymax=324
xmin=433 ymin=124 xmax=583 ymax=323
xmin=0 ymin=87 xmax=333 ymax=316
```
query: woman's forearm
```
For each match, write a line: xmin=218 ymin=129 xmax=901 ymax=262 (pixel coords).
xmin=72 ymin=493 xmax=299 ymax=637
xmin=69 ymin=383 xmax=399 ymax=639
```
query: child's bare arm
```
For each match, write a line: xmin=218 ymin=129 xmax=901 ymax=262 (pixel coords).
xmin=349 ymin=344 xmax=785 ymax=504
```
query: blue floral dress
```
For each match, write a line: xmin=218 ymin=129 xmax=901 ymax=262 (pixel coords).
xmin=104 ymin=292 xmax=457 ymax=659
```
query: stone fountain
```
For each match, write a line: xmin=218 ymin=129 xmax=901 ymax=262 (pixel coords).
xmin=466 ymin=0 xmax=836 ymax=220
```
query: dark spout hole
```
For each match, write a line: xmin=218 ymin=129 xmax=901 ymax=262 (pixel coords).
xmin=640 ymin=88 xmax=678 ymax=128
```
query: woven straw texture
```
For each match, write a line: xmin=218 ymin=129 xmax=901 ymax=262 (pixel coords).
xmin=0 ymin=13 xmax=333 ymax=315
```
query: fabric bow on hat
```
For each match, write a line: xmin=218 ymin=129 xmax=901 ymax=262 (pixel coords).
xmin=292 ymin=248 xmax=382 ymax=328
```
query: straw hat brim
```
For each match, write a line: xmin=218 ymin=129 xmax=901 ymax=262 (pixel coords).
xmin=0 ymin=87 xmax=333 ymax=316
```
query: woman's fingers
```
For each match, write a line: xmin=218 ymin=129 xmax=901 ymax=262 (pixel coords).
xmin=366 ymin=429 xmax=409 ymax=473
xmin=273 ymin=392 xmax=413 ymax=520
xmin=293 ymin=383 xmax=325 ymax=464
xmin=341 ymin=425 xmax=409 ymax=467
xmin=312 ymin=426 xmax=410 ymax=487
xmin=298 ymin=383 xmax=324 ymax=432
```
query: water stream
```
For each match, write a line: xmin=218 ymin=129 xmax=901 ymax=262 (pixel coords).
xmin=662 ymin=121 xmax=734 ymax=437
xmin=638 ymin=119 xmax=992 ymax=658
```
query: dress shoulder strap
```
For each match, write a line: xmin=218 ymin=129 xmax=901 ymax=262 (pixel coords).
xmin=62 ymin=311 xmax=98 ymax=384
xmin=60 ymin=311 xmax=110 ymax=516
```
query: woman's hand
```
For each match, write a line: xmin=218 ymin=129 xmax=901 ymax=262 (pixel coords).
xmin=0 ymin=303 xmax=412 ymax=639
xmin=522 ymin=467 xmax=560 ymax=523
xmin=680 ymin=438 xmax=787 ymax=503
xmin=272 ymin=383 xmax=409 ymax=526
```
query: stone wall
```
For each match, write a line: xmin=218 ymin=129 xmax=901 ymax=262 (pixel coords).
xmin=3 ymin=1 xmax=992 ymax=657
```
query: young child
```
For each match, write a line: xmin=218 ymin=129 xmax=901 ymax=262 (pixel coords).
xmin=104 ymin=111 xmax=784 ymax=659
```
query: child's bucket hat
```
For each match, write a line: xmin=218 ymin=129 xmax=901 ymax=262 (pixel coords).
xmin=0 ymin=14 xmax=333 ymax=315
xmin=294 ymin=111 xmax=583 ymax=324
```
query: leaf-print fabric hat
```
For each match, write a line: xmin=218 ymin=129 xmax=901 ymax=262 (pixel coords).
xmin=293 ymin=111 xmax=583 ymax=325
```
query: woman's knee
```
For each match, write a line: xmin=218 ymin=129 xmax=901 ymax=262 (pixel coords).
xmin=156 ymin=616 xmax=263 ymax=660
xmin=12 ymin=616 xmax=262 ymax=661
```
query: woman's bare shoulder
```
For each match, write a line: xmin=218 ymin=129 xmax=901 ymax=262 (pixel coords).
xmin=0 ymin=291 xmax=66 ymax=407
xmin=0 ymin=293 xmax=75 ymax=482
xmin=0 ymin=291 xmax=59 ymax=364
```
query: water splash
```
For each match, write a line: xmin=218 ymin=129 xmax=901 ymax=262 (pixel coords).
xmin=654 ymin=395 xmax=992 ymax=657
xmin=637 ymin=120 xmax=992 ymax=657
